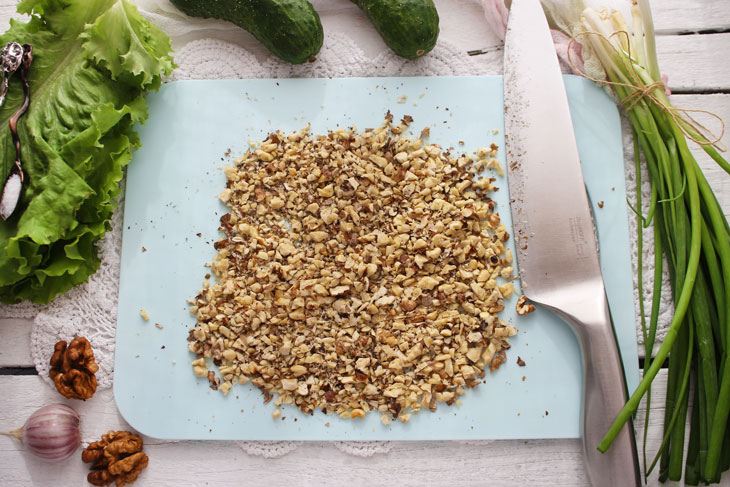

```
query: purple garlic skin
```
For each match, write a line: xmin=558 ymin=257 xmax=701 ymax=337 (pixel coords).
xmin=18 ymin=404 xmax=81 ymax=461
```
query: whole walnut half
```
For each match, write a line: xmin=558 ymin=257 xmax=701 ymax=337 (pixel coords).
xmin=49 ymin=337 xmax=99 ymax=400
xmin=82 ymin=430 xmax=149 ymax=486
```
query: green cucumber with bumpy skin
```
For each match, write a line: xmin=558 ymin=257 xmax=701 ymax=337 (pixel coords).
xmin=170 ymin=0 xmax=324 ymax=64
xmin=352 ymin=0 xmax=439 ymax=59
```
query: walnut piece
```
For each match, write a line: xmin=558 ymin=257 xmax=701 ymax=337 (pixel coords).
xmin=187 ymin=115 xmax=519 ymax=421
xmin=516 ymin=295 xmax=536 ymax=315
xmin=82 ymin=430 xmax=149 ymax=486
xmin=49 ymin=337 xmax=99 ymax=400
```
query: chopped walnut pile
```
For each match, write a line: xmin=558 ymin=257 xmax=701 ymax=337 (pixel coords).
xmin=187 ymin=114 xmax=518 ymax=421
xmin=82 ymin=430 xmax=149 ymax=486
xmin=49 ymin=336 xmax=99 ymax=400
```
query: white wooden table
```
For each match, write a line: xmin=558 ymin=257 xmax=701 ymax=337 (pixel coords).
xmin=1 ymin=1 xmax=729 ymax=485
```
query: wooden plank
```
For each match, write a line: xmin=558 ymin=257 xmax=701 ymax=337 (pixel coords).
xmin=2 ymin=372 xmax=728 ymax=486
xmin=2 ymin=0 xmax=728 ymax=40
xmin=657 ymin=34 xmax=730 ymax=92
xmin=0 ymin=3 xmax=18 ymax=25
xmin=651 ymin=0 xmax=730 ymax=34
xmin=319 ymin=0 xmax=730 ymax=39
xmin=0 ymin=318 xmax=33 ymax=368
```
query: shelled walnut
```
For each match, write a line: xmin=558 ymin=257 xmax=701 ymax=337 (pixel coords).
xmin=82 ymin=430 xmax=149 ymax=486
xmin=49 ymin=336 xmax=99 ymax=400
xmin=516 ymin=295 xmax=536 ymax=315
xmin=187 ymin=114 xmax=518 ymax=421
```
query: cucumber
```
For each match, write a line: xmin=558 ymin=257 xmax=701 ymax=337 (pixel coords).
xmin=170 ymin=0 xmax=324 ymax=64
xmin=352 ymin=0 xmax=439 ymax=59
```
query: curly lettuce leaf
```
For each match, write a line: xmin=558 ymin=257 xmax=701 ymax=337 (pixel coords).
xmin=80 ymin=0 xmax=175 ymax=91
xmin=0 ymin=223 xmax=104 ymax=303
xmin=0 ymin=0 xmax=175 ymax=303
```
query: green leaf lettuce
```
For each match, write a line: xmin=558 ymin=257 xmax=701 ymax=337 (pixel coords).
xmin=0 ymin=0 xmax=175 ymax=303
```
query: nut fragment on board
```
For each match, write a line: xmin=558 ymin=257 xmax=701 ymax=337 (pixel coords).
xmin=516 ymin=295 xmax=536 ymax=315
xmin=187 ymin=115 xmax=518 ymax=421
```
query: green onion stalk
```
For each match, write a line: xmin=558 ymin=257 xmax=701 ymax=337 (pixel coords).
xmin=549 ymin=0 xmax=730 ymax=483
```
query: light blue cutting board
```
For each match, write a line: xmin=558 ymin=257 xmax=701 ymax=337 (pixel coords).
xmin=115 ymin=76 xmax=638 ymax=440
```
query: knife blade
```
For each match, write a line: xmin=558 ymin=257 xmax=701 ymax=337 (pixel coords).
xmin=502 ymin=1 xmax=640 ymax=486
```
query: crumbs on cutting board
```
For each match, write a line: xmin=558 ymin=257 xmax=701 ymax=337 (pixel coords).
xmin=139 ymin=309 xmax=150 ymax=321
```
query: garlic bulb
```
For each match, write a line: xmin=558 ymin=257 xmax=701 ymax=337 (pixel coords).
xmin=2 ymin=404 xmax=81 ymax=461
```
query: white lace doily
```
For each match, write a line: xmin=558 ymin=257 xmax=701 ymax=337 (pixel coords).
xmin=0 ymin=0 xmax=670 ymax=459
xmin=237 ymin=440 xmax=301 ymax=459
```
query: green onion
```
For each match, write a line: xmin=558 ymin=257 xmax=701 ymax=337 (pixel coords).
xmin=548 ymin=1 xmax=730 ymax=482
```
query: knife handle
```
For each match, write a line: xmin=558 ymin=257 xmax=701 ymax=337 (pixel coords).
xmin=552 ymin=284 xmax=641 ymax=487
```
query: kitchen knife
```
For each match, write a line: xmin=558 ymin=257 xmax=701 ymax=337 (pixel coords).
xmin=502 ymin=1 xmax=641 ymax=486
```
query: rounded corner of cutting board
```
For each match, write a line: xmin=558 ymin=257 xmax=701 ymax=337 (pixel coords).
xmin=113 ymin=379 xmax=171 ymax=440
xmin=112 ymin=320 xmax=166 ymax=439
xmin=113 ymin=379 xmax=146 ymax=435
